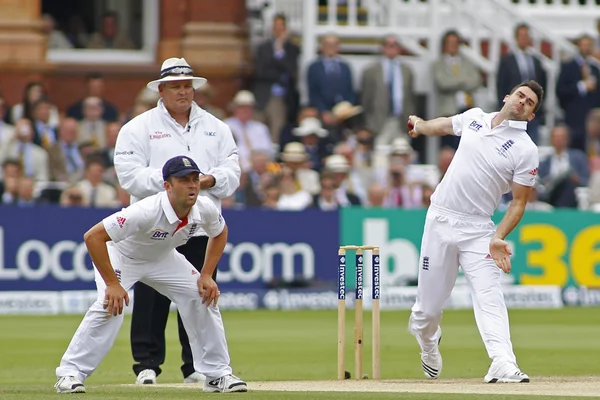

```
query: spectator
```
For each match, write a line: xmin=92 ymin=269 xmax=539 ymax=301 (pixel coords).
xmin=243 ymin=150 xmax=275 ymax=207
xmin=224 ymin=90 xmax=274 ymax=172
xmin=31 ymin=98 xmax=58 ymax=148
xmin=361 ymin=34 xmax=416 ymax=145
xmin=42 ymin=14 xmax=73 ymax=49
xmin=0 ymin=119 xmax=49 ymax=182
xmin=497 ymin=24 xmax=547 ymax=144
xmin=59 ymin=185 xmax=85 ymax=207
xmin=280 ymin=142 xmax=320 ymax=195
xmin=87 ymin=11 xmax=135 ymax=49
xmin=279 ymin=105 xmax=319 ymax=152
xmin=0 ymin=94 xmax=15 ymax=145
xmin=0 ymin=159 xmax=21 ymax=202
xmin=262 ymin=182 xmax=280 ymax=209
xmin=331 ymin=100 xmax=363 ymax=143
xmin=334 ymin=142 xmax=369 ymax=203
xmin=15 ymin=177 xmax=36 ymax=207
xmin=433 ymin=30 xmax=482 ymax=149
xmin=75 ymin=158 xmax=117 ymax=208
xmin=47 ymin=117 xmax=85 ymax=183
xmin=367 ymin=182 xmax=387 ymax=208
xmin=323 ymin=154 xmax=361 ymax=206
xmin=253 ymin=13 xmax=300 ymax=142
xmin=307 ymin=34 xmax=355 ymax=127
xmin=437 ymin=146 xmax=455 ymax=183
xmin=98 ymin=121 xmax=121 ymax=186
xmin=194 ymin=83 xmax=225 ymax=120
xmin=67 ymin=73 xmax=119 ymax=122
xmin=538 ymin=124 xmax=589 ymax=208
xmin=292 ymin=117 xmax=331 ymax=171
xmin=77 ymin=96 xmax=107 ymax=148
xmin=383 ymin=163 xmax=423 ymax=208
xmin=557 ymin=34 xmax=600 ymax=152
xmin=586 ymin=108 xmax=600 ymax=156
xmin=277 ymin=166 xmax=312 ymax=210
xmin=10 ymin=82 xmax=60 ymax=127
xmin=64 ymin=14 xmax=88 ymax=48
xmin=312 ymin=172 xmax=339 ymax=210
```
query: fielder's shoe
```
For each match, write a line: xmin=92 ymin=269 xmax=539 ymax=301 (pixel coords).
xmin=421 ymin=326 xmax=443 ymax=379
xmin=184 ymin=371 xmax=207 ymax=384
xmin=54 ymin=376 xmax=86 ymax=393
xmin=484 ymin=362 xmax=530 ymax=383
xmin=203 ymin=374 xmax=248 ymax=393
xmin=135 ymin=369 xmax=157 ymax=385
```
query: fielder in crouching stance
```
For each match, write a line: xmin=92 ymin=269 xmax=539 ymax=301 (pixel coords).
xmin=407 ymin=80 xmax=544 ymax=383
xmin=54 ymin=156 xmax=247 ymax=393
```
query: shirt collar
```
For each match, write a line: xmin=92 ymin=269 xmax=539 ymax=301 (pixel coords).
xmin=160 ymin=191 xmax=201 ymax=224
xmin=157 ymin=99 xmax=203 ymax=126
xmin=484 ymin=111 xmax=528 ymax=131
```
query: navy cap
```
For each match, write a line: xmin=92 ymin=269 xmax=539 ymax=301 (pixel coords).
xmin=162 ymin=156 xmax=201 ymax=181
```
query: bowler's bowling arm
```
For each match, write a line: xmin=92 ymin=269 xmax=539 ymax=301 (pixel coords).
xmin=83 ymin=222 xmax=120 ymax=287
xmin=411 ymin=116 xmax=454 ymax=136
xmin=201 ymin=224 xmax=228 ymax=279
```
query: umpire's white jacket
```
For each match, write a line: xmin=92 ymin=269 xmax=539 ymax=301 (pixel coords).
xmin=114 ymin=99 xmax=240 ymax=236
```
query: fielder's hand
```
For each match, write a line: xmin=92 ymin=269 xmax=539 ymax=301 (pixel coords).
xmin=407 ymin=115 xmax=423 ymax=138
xmin=490 ymin=238 xmax=512 ymax=273
xmin=197 ymin=274 xmax=220 ymax=307
xmin=104 ymin=283 xmax=129 ymax=316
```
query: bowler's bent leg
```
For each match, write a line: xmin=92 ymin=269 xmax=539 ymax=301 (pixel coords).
xmin=409 ymin=213 xmax=460 ymax=353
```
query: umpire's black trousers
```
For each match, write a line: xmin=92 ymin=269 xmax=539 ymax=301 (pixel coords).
xmin=130 ymin=235 xmax=217 ymax=378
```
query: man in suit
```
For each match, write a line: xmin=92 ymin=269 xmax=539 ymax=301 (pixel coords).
xmin=538 ymin=124 xmax=589 ymax=208
xmin=360 ymin=34 xmax=416 ymax=146
xmin=67 ymin=73 xmax=119 ymax=122
xmin=75 ymin=158 xmax=118 ymax=208
xmin=47 ymin=118 xmax=85 ymax=183
xmin=77 ymin=96 xmax=108 ymax=149
xmin=557 ymin=34 xmax=600 ymax=152
xmin=497 ymin=24 xmax=547 ymax=144
xmin=432 ymin=30 xmax=482 ymax=149
xmin=307 ymin=34 xmax=356 ymax=127
xmin=0 ymin=118 xmax=49 ymax=182
xmin=252 ymin=13 xmax=300 ymax=143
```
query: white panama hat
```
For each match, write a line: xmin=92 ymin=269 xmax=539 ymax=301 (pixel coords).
xmin=147 ymin=58 xmax=207 ymax=92
xmin=292 ymin=117 xmax=329 ymax=138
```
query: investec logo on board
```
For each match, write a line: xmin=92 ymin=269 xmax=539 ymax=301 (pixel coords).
xmin=356 ymin=255 xmax=363 ymax=300
xmin=338 ymin=255 xmax=346 ymax=300
xmin=372 ymin=255 xmax=381 ymax=300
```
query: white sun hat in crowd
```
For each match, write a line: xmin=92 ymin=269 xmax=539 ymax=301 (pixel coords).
xmin=390 ymin=137 xmax=414 ymax=155
xmin=324 ymin=154 xmax=351 ymax=173
xmin=232 ymin=90 xmax=256 ymax=107
xmin=292 ymin=117 xmax=329 ymax=138
xmin=332 ymin=101 xmax=363 ymax=121
xmin=281 ymin=142 xmax=309 ymax=163
xmin=147 ymin=58 xmax=207 ymax=92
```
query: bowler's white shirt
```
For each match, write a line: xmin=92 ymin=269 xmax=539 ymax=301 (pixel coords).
xmin=103 ymin=192 xmax=225 ymax=263
xmin=431 ymin=108 xmax=538 ymax=218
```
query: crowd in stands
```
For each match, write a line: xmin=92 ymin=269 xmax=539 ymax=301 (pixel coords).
xmin=2 ymin=12 xmax=600 ymax=212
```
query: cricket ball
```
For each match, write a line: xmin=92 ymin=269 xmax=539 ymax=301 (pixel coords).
xmin=408 ymin=120 xmax=414 ymax=131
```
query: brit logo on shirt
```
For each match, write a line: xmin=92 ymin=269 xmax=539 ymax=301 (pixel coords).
xmin=496 ymin=139 xmax=515 ymax=158
xmin=468 ymin=120 xmax=483 ymax=132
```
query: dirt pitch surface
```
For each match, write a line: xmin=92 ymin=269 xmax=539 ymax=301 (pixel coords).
xmin=145 ymin=376 xmax=600 ymax=397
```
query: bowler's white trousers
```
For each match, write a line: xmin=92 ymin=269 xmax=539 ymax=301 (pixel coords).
xmin=56 ymin=244 xmax=232 ymax=382
xmin=409 ymin=204 xmax=517 ymax=364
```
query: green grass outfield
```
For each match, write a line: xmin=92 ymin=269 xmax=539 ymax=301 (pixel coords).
xmin=1 ymin=308 xmax=599 ymax=399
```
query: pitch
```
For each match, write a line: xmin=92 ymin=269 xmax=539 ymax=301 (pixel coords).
xmin=1 ymin=308 xmax=599 ymax=399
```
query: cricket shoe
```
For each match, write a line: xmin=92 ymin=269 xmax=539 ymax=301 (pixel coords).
xmin=135 ymin=369 xmax=157 ymax=384
xmin=203 ymin=374 xmax=248 ymax=393
xmin=485 ymin=362 xmax=530 ymax=383
xmin=55 ymin=376 xmax=86 ymax=393
xmin=421 ymin=326 xmax=443 ymax=379
xmin=184 ymin=371 xmax=207 ymax=384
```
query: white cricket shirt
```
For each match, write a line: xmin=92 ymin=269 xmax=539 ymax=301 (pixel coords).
xmin=431 ymin=108 xmax=539 ymax=218
xmin=102 ymin=192 xmax=225 ymax=263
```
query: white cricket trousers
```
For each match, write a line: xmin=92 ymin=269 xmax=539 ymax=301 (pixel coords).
xmin=409 ymin=204 xmax=517 ymax=365
xmin=56 ymin=244 xmax=233 ymax=382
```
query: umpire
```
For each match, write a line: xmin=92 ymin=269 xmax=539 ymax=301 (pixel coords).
xmin=114 ymin=57 xmax=241 ymax=384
